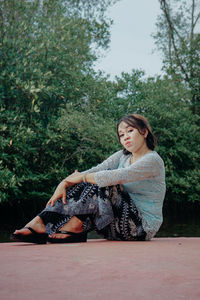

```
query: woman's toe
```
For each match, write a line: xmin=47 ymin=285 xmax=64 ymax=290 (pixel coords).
xmin=13 ymin=228 xmax=30 ymax=235
xmin=49 ymin=233 xmax=69 ymax=239
xmin=14 ymin=229 xmax=23 ymax=234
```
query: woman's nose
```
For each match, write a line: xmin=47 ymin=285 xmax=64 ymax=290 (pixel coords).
xmin=124 ymin=134 xmax=130 ymax=140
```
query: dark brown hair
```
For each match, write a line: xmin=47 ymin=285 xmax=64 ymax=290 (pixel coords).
xmin=117 ymin=114 xmax=156 ymax=155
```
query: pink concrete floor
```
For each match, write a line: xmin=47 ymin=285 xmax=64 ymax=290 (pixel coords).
xmin=0 ymin=238 xmax=200 ymax=300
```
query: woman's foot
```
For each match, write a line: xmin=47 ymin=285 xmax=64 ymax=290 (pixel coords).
xmin=48 ymin=216 xmax=83 ymax=239
xmin=13 ymin=216 xmax=46 ymax=236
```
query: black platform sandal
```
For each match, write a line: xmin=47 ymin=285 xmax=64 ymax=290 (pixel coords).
xmin=10 ymin=226 xmax=48 ymax=244
xmin=47 ymin=230 xmax=87 ymax=243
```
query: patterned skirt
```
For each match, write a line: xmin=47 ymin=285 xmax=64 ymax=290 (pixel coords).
xmin=38 ymin=183 xmax=146 ymax=241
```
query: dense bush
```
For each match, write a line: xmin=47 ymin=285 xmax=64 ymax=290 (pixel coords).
xmin=0 ymin=0 xmax=199 ymax=225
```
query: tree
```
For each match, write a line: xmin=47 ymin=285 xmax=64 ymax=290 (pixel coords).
xmin=108 ymin=70 xmax=200 ymax=203
xmin=0 ymin=0 xmax=118 ymax=122
xmin=153 ymin=0 xmax=200 ymax=114
xmin=0 ymin=0 xmax=119 ymax=210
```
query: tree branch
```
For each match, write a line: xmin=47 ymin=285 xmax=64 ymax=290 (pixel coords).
xmin=160 ymin=0 xmax=187 ymax=45
xmin=193 ymin=11 xmax=200 ymax=28
xmin=159 ymin=0 xmax=190 ymax=82
xmin=190 ymin=0 xmax=195 ymax=42
xmin=189 ymin=0 xmax=195 ymax=77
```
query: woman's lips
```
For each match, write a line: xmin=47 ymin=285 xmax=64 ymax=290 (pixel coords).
xmin=125 ymin=142 xmax=131 ymax=147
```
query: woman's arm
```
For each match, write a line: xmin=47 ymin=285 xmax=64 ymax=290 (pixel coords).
xmin=46 ymin=172 xmax=97 ymax=207
xmin=92 ymin=153 xmax=164 ymax=187
xmin=65 ymin=153 xmax=164 ymax=188
xmin=47 ymin=153 xmax=163 ymax=207
xmin=64 ymin=172 xmax=96 ymax=185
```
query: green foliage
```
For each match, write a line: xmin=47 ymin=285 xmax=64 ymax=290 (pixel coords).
xmin=143 ymin=77 xmax=200 ymax=203
xmin=57 ymin=106 xmax=119 ymax=170
xmin=0 ymin=0 xmax=116 ymax=120
xmin=0 ymin=0 xmax=119 ymax=208
xmin=0 ymin=103 xmax=119 ymax=206
xmin=151 ymin=0 xmax=200 ymax=203
xmin=109 ymin=71 xmax=200 ymax=203
xmin=0 ymin=0 xmax=200 ymax=226
xmin=0 ymin=108 xmax=60 ymax=204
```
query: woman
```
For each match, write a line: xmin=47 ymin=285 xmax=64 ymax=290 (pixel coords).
xmin=11 ymin=114 xmax=166 ymax=244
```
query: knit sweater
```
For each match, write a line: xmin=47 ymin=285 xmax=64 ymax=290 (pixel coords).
xmin=84 ymin=150 xmax=166 ymax=240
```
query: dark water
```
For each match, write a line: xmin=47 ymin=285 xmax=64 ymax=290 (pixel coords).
xmin=1 ymin=200 xmax=200 ymax=242
xmin=1 ymin=218 xmax=200 ymax=242
xmin=1 ymin=192 xmax=200 ymax=242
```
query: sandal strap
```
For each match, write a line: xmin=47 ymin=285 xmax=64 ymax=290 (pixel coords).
xmin=56 ymin=230 xmax=83 ymax=235
xmin=24 ymin=226 xmax=37 ymax=234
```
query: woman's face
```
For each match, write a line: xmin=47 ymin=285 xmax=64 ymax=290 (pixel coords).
xmin=118 ymin=121 xmax=148 ymax=154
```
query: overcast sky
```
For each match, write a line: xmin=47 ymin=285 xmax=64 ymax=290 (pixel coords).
xmin=94 ymin=0 xmax=163 ymax=79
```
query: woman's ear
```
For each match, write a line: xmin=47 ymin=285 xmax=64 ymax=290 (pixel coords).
xmin=144 ymin=129 xmax=148 ymax=138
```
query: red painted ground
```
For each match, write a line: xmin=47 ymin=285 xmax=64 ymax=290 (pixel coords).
xmin=0 ymin=238 xmax=200 ymax=300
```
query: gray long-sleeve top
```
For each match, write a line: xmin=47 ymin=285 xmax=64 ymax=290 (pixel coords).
xmin=84 ymin=150 xmax=166 ymax=240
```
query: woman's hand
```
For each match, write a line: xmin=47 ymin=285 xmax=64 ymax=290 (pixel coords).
xmin=46 ymin=170 xmax=84 ymax=207
xmin=46 ymin=171 xmax=95 ymax=207
xmin=46 ymin=180 xmax=69 ymax=207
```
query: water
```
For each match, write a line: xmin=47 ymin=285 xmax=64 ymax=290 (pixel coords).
xmin=1 ymin=218 xmax=200 ymax=242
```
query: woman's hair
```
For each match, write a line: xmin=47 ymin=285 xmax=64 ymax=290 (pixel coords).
xmin=117 ymin=114 xmax=156 ymax=155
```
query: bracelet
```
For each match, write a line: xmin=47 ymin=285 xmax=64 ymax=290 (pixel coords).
xmin=82 ymin=174 xmax=87 ymax=183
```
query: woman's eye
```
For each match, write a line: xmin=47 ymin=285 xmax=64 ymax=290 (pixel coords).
xmin=119 ymin=134 xmax=124 ymax=138
xmin=128 ymin=129 xmax=133 ymax=133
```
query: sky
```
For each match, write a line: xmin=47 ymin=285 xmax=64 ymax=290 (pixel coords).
xmin=94 ymin=0 xmax=163 ymax=79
